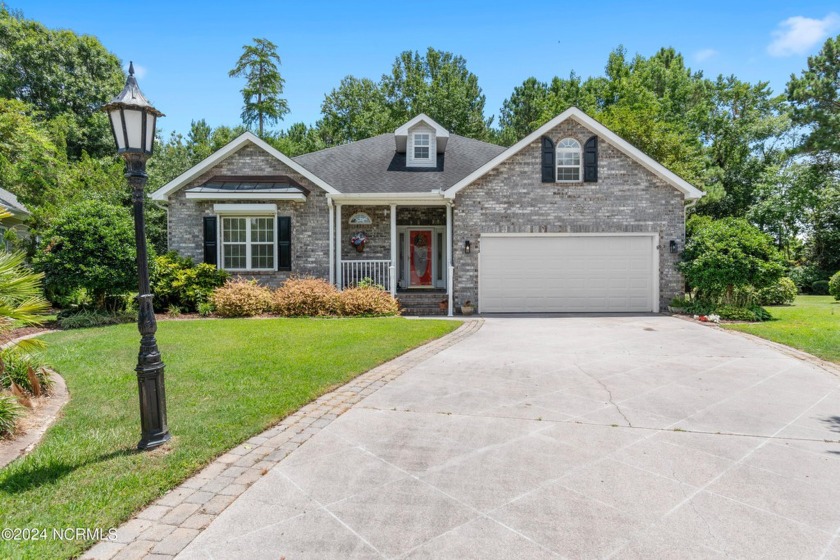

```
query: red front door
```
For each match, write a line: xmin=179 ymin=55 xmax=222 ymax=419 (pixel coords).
xmin=409 ymin=229 xmax=433 ymax=286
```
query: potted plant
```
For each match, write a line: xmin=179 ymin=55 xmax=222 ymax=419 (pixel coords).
xmin=460 ymin=300 xmax=474 ymax=315
xmin=438 ymin=298 xmax=448 ymax=312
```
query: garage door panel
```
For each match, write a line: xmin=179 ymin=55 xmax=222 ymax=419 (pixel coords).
xmin=479 ymin=235 xmax=654 ymax=313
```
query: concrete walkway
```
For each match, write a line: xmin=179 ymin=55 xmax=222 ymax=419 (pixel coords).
xmin=121 ymin=316 xmax=840 ymax=559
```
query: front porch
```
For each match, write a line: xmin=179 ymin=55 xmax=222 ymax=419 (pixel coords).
xmin=328 ymin=198 xmax=454 ymax=316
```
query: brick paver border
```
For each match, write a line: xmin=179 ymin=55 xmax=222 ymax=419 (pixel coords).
xmin=83 ymin=319 xmax=483 ymax=560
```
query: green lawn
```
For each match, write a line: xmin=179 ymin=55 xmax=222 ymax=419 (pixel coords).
xmin=0 ymin=317 xmax=458 ymax=560
xmin=724 ymin=295 xmax=840 ymax=363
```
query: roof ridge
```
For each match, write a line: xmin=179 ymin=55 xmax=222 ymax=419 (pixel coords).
xmin=293 ymin=133 xmax=393 ymax=161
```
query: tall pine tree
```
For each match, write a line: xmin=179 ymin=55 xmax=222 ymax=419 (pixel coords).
xmin=228 ymin=38 xmax=289 ymax=136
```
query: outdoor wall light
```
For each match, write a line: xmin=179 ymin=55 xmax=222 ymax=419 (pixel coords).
xmin=669 ymin=240 xmax=678 ymax=253
xmin=464 ymin=240 xmax=471 ymax=254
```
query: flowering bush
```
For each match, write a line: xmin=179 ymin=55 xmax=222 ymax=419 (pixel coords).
xmin=337 ymin=286 xmax=400 ymax=316
xmin=273 ymin=277 xmax=339 ymax=317
xmin=210 ymin=279 xmax=273 ymax=317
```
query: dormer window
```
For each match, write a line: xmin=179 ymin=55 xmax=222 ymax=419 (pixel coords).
xmin=413 ymin=133 xmax=431 ymax=160
xmin=556 ymin=138 xmax=581 ymax=182
xmin=394 ymin=114 xmax=448 ymax=168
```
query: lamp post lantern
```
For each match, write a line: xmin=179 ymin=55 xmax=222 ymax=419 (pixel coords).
xmin=102 ymin=62 xmax=170 ymax=450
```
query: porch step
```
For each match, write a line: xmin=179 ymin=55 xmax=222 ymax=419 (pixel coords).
xmin=397 ymin=291 xmax=449 ymax=316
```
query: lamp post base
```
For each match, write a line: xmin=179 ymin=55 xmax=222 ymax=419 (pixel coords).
xmin=138 ymin=431 xmax=171 ymax=451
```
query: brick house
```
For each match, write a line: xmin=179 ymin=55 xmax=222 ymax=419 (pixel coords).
xmin=151 ymin=107 xmax=703 ymax=315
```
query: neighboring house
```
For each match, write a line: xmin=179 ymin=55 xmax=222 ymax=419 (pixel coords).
xmin=151 ymin=107 xmax=703 ymax=315
xmin=0 ymin=187 xmax=30 ymax=251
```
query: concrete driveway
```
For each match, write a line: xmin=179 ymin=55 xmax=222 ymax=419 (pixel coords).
xmin=178 ymin=316 xmax=840 ymax=559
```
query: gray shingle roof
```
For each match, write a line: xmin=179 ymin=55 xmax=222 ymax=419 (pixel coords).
xmin=0 ymin=187 xmax=29 ymax=215
xmin=293 ymin=133 xmax=505 ymax=194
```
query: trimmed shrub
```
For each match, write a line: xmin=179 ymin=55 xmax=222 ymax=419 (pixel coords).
xmin=33 ymin=200 xmax=139 ymax=307
xmin=338 ymin=286 xmax=401 ymax=317
xmin=679 ymin=218 xmax=785 ymax=302
xmin=273 ymin=277 xmax=339 ymax=317
xmin=757 ymin=277 xmax=798 ymax=305
xmin=830 ymin=271 xmax=840 ymax=301
xmin=151 ymin=252 xmax=229 ymax=312
xmin=57 ymin=309 xmax=135 ymax=329
xmin=812 ymin=280 xmax=831 ymax=295
xmin=715 ymin=305 xmax=768 ymax=322
xmin=210 ymin=279 xmax=273 ymax=317
xmin=0 ymin=349 xmax=51 ymax=395
xmin=0 ymin=393 xmax=22 ymax=437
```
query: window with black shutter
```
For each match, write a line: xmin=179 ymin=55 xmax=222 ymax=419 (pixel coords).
xmin=584 ymin=136 xmax=598 ymax=182
xmin=541 ymin=137 xmax=555 ymax=182
xmin=277 ymin=216 xmax=291 ymax=271
xmin=203 ymin=216 xmax=217 ymax=266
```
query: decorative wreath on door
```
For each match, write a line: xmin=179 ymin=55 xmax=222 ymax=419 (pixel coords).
xmin=350 ymin=231 xmax=369 ymax=253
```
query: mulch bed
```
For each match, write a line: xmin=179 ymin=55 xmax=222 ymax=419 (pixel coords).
xmin=0 ymin=325 xmax=56 ymax=347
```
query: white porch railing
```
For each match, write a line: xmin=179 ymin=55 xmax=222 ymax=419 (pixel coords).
xmin=340 ymin=260 xmax=393 ymax=291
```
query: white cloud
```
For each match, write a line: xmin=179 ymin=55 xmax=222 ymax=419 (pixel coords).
xmin=124 ymin=62 xmax=148 ymax=79
xmin=694 ymin=48 xmax=719 ymax=62
xmin=767 ymin=13 xmax=840 ymax=56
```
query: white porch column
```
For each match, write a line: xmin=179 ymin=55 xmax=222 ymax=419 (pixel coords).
xmin=328 ymin=200 xmax=335 ymax=286
xmin=389 ymin=204 xmax=397 ymax=296
xmin=335 ymin=204 xmax=342 ymax=289
xmin=446 ymin=203 xmax=454 ymax=317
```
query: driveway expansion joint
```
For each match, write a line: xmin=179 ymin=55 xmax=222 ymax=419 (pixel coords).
xmin=81 ymin=319 xmax=482 ymax=560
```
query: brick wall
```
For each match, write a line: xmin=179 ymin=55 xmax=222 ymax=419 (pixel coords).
xmin=452 ymin=118 xmax=685 ymax=310
xmin=168 ymin=144 xmax=330 ymax=288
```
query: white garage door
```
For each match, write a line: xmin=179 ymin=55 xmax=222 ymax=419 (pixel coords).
xmin=479 ymin=235 xmax=657 ymax=313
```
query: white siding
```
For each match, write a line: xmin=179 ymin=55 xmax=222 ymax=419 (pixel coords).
xmin=407 ymin=124 xmax=436 ymax=168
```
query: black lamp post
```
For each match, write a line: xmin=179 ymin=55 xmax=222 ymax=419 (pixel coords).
xmin=102 ymin=62 xmax=170 ymax=450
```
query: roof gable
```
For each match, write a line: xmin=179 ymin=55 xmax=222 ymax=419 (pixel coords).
xmin=150 ymin=132 xmax=338 ymax=201
xmin=394 ymin=114 xmax=449 ymax=153
xmin=443 ymin=107 xmax=704 ymax=200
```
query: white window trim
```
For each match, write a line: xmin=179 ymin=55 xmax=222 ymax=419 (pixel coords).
xmin=409 ymin=131 xmax=436 ymax=167
xmin=556 ymin=138 xmax=582 ymax=183
xmin=213 ymin=203 xmax=277 ymax=215
xmin=218 ymin=215 xmax=277 ymax=272
xmin=413 ymin=133 xmax=431 ymax=161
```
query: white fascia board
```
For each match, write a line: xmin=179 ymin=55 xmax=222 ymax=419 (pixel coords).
xmin=394 ymin=113 xmax=450 ymax=138
xmin=213 ymin=203 xmax=277 ymax=215
xmin=394 ymin=113 xmax=450 ymax=153
xmin=443 ymin=107 xmax=705 ymax=200
xmin=150 ymin=132 xmax=338 ymax=201
xmin=186 ymin=192 xmax=306 ymax=201
xmin=327 ymin=192 xmax=448 ymax=206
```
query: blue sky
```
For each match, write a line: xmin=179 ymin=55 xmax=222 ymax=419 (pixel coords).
xmin=14 ymin=1 xmax=840 ymax=137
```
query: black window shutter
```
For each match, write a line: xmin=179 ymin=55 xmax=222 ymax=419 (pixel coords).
xmin=541 ymin=136 xmax=555 ymax=182
xmin=202 ymin=216 xmax=217 ymax=266
xmin=277 ymin=216 xmax=291 ymax=271
xmin=584 ymin=135 xmax=598 ymax=182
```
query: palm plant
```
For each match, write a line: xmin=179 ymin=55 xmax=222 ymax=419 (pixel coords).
xmin=0 ymin=209 xmax=50 ymax=435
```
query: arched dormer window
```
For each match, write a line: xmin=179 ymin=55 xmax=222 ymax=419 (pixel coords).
xmin=556 ymin=138 xmax=581 ymax=182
